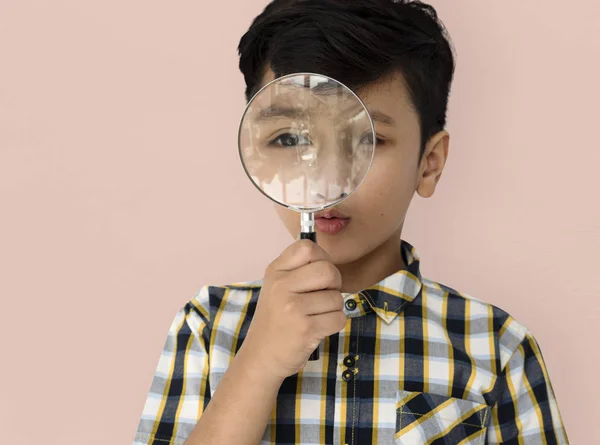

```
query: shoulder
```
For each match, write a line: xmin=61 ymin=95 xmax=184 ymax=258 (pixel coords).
xmin=420 ymin=276 xmax=533 ymax=370
xmin=183 ymin=279 xmax=264 ymax=321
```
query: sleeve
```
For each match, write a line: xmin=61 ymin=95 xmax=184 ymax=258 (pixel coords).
xmin=132 ymin=286 xmax=212 ymax=445
xmin=486 ymin=330 xmax=569 ymax=444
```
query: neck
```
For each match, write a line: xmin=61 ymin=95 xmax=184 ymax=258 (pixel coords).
xmin=337 ymin=230 xmax=405 ymax=294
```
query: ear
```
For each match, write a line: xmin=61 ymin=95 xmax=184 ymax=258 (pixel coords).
xmin=416 ymin=130 xmax=450 ymax=198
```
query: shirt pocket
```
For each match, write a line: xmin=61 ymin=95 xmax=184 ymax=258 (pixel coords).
xmin=394 ymin=389 xmax=491 ymax=445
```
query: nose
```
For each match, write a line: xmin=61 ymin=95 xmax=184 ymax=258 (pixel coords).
xmin=316 ymin=190 xmax=348 ymax=201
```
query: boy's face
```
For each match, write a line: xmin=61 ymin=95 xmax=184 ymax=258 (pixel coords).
xmin=258 ymin=69 xmax=449 ymax=265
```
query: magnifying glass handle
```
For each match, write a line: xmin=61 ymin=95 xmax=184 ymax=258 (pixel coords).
xmin=302 ymin=231 xmax=319 ymax=361
xmin=300 ymin=231 xmax=317 ymax=242
xmin=300 ymin=213 xmax=320 ymax=361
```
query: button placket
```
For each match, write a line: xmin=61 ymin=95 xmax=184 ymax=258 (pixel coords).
xmin=340 ymin=297 xmax=360 ymax=390
xmin=343 ymin=312 xmax=360 ymax=445
xmin=341 ymin=295 xmax=360 ymax=385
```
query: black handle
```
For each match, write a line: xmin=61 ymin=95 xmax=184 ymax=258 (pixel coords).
xmin=300 ymin=230 xmax=319 ymax=361
xmin=300 ymin=231 xmax=316 ymax=242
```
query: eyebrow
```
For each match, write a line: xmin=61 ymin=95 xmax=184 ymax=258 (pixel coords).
xmin=256 ymin=106 xmax=307 ymax=121
xmin=255 ymin=105 xmax=396 ymax=127
xmin=369 ymin=110 xmax=396 ymax=126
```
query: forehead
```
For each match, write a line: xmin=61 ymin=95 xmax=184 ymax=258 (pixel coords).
xmin=250 ymin=80 xmax=368 ymax=123
xmin=258 ymin=69 xmax=417 ymax=124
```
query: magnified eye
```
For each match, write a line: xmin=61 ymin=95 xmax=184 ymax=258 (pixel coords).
xmin=359 ymin=132 xmax=383 ymax=146
xmin=269 ymin=132 xmax=312 ymax=148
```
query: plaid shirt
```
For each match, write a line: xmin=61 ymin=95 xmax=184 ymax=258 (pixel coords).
xmin=132 ymin=240 xmax=568 ymax=444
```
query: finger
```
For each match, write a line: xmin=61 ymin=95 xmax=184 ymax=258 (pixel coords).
xmin=297 ymin=290 xmax=344 ymax=315
xmin=310 ymin=310 xmax=348 ymax=338
xmin=271 ymin=239 xmax=331 ymax=272
xmin=284 ymin=261 xmax=342 ymax=293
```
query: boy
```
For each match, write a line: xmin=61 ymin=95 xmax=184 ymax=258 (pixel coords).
xmin=132 ymin=1 xmax=569 ymax=444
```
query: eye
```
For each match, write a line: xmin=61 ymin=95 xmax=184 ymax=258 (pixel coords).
xmin=360 ymin=133 xmax=385 ymax=146
xmin=268 ymin=132 xmax=312 ymax=148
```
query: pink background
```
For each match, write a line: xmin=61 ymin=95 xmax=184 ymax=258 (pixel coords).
xmin=1 ymin=1 xmax=597 ymax=443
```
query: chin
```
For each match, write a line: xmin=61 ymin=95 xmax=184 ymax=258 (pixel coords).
xmin=316 ymin=235 xmax=365 ymax=265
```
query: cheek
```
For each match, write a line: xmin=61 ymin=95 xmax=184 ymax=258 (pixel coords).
xmin=356 ymin=153 xmax=418 ymax=212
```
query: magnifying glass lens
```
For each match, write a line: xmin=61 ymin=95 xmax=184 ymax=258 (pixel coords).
xmin=238 ymin=73 xmax=375 ymax=212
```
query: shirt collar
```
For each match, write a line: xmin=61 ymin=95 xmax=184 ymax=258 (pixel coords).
xmin=230 ymin=240 xmax=424 ymax=324
xmin=344 ymin=240 xmax=423 ymax=324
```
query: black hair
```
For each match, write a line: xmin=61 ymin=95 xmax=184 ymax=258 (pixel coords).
xmin=237 ymin=0 xmax=455 ymax=155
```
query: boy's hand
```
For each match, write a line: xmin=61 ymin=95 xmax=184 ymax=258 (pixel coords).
xmin=238 ymin=239 xmax=347 ymax=381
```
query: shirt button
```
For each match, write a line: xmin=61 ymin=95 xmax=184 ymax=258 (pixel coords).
xmin=342 ymin=369 xmax=354 ymax=382
xmin=344 ymin=299 xmax=357 ymax=311
xmin=343 ymin=355 xmax=356 ymax=367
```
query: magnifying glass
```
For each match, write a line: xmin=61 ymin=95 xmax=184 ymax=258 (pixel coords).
xmin=238 ymin=72 xmax=375 ymax=361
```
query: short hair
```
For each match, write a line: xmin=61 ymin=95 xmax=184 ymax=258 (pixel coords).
xmin=237 ymin=0 xmax=455 ymax=154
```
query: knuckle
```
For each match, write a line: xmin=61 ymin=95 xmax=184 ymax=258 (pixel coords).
xmin=324 ymin=262 xmax=341 ymax=283
xmin=283 ymin=293 xmax=299 ymax=312
xmin=298 ymin=317 xmax=311 ymax=336
xmin=289 ymin=296 xmax=302 ymax=313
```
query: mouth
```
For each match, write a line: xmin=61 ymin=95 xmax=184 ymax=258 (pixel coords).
xmin=314 ymin=209 xmax=351 ymax=235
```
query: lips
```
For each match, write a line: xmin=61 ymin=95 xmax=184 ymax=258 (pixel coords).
xmin=315 ymin=209 xmax=349 ymax=219
xmin=314 ymin=209 xmax=351 ymax=235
